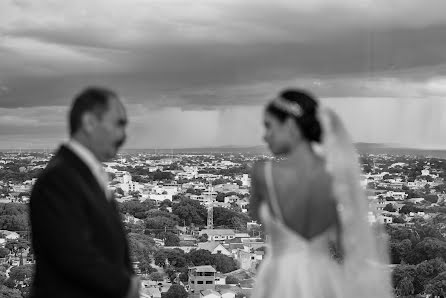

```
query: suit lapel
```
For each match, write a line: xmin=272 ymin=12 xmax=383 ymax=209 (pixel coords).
xmin=57 ymin=145 xmax=110 ymax=204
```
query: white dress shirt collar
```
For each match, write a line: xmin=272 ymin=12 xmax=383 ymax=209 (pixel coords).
xmin=66 ymin=139 xmax=110 ymax=198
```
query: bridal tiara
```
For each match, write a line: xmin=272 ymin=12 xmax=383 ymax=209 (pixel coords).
xmin=270 ymin=96 xmax=303 ymax=117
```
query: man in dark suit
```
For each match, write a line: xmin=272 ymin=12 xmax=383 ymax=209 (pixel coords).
xmin=29 ymin=87 xmax=140 ymax=298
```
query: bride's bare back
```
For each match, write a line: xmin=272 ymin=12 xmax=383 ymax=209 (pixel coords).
xmin=251 ymin=154 xmax=339 ymax=240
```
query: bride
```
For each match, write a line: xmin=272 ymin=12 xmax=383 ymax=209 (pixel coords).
xmin=249 ymin=89 xmax=393 ymax=298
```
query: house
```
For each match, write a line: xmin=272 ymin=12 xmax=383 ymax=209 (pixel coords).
xmin=384 ymin=191 xmax=407 ymax=200
xmin=199 ymin=229 xmax=236 ymax=241
xmin=240 ymin=238 xmax=266 ymax=252
xmin=234 ymin=233 xmax=250 ymax=239
xmin=216 ymin=285 xmax=250 ymax=298
xmin=179 ymin=234 xmax=197 ymax=246
xmin=189 ymin=265 xmax=217 ymax=293
xmin=131 ymin=259 xmax=141 ymax=275
xmin=0 ymin=230 xmax=20 ymax=240
xmin=165 ymin=246 xmax=197 ymax=253
xmin=247 ymin=221 xmax=261 ymax=231
xmin=141 ymin=287 xmax=162 ymax=298
xmin=239 ymin=278 xmax=255 ymax=289
xmin=123 ymin=213 xmax=143 ymax=224
xmin=148 ymin=193 xmax=173 ymax=202
xmin=407 ymin=197 xmax=425 ymax=204
xmin=228 ymin=243 xmax=245 ymax=255
xmin=198 ymin=242 xmax=231 ymax=256
xmin=200 ymin=289 xmax=221 ymax=298
xmin=236 ymin=250 xmax=262 ymax=271
xmin=215 ymin=273 xmax=227 ymax=285
xmin=384 ymin=201 xmax=405 ymax=212
xmin=223 ymin=195 xmax=239 ymax=204
xmin=409 ymin=211 xmax=426 ymax=217
xmin=378 ymin=214 xmax=393 ymax=224
xmin=220 ymin=289 xmax=236 ymax=298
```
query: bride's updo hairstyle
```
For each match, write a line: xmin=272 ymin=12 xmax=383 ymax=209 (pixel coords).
xmin=266 ymin=89 xmax=322 ymax=143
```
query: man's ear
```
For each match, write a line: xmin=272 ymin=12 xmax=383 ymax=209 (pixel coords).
xmin=81 ymin=112 xmax=98 ymax=134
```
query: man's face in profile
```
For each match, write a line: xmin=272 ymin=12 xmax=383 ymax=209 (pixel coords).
xmin=91 ymin=97 xmax=127 ymax=162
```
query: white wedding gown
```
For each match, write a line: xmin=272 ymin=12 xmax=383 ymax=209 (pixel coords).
xmin=251 ymin=162 xmax=346 ymax=298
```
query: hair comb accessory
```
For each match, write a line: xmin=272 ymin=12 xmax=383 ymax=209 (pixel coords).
xmin=271 ymin=96 xmax=303 ymax=117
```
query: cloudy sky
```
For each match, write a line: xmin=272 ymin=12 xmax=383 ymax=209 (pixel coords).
xmin=1 ymin=0 xmax=446 ymax=149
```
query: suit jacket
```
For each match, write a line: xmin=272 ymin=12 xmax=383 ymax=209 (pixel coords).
xmin=29 ymin=145 xmax=134 ymax=298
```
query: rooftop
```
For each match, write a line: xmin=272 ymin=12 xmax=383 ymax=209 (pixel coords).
xmin=189 ymin=265 xmax=217 ymax=273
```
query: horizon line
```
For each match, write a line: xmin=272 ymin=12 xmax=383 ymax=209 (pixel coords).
xmin=2 ymin=142 xmax=446 ymax=152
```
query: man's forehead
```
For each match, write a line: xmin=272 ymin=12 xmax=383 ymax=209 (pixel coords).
xmin=108 ymin=96 xmax=126 ymax=112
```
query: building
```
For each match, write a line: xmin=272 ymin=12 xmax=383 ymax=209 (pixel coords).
xmin=247 ymin=221 xmax=261 ymax=231
xmin=188 ymin=265 xmax=217 ymax=293
xmin=115 ymin=171 xmax=132 ymax=184
xmin=199 ymin=229 xmax=236 ymax=242
xmin=197 ymin=242 xmax=231 ymax=256
xmin=384 ymin=191 xmax=408 ymax=201
xmin=241 ymin=174 xmax=251 ymax=187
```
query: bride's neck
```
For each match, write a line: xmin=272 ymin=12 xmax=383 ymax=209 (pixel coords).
xmin=280 ymin=142 xmax=316 ymax=161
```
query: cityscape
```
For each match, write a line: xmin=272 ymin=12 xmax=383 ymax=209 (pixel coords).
xmin=2 ymin=1 xmax=446 ymax=297
xmin=0 ymin=145 xmax=446 ymax=297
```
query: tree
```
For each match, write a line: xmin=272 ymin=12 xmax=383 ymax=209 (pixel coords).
xmin=213 ymin=207 xmax=250 ymax=230
xmin=129 ymin=191 xmax=140 ymax=199
xmin=396 ymin=276 xmax=415 ymax=296
xmin=216 ymin=193 xmax=226 ymax=202
xmin=226 ymin=276 xmax=240 ymax=284
xmin=213 ymin=254 xmax=238 ymax=273
xmin=383 ymin=203 xmax=396 ymax=212
xmin=198 ymin=234 xmax=208 ymax=242
xmin=413 ymin=258 xmax=446 ymax=294
xmin=145 ymin=216 xmax=178 ymax=237
xmin=399 ymin=204 xmax=421 ymax=215
xmin=160 ymin=199 xmax=172 ymax=208
xmin=118 ymin=199 xmax=155 ymax=219
xmin=2 ymin=278 xmax=16 ymax=289
xmin=172 ymin=198 xmax=207 ymax=226
xmin=425 ymin=280 xmax=446 ymax=297
xmin=383 ymin=174 xmax=391 ymax=180
xmin=212 ymin=179 xmax=229 ymax=186
xmin=415 ymin=223 xmax=444 ymax=241
xmin=115 ymin=187 xmax=124 ymax=196
xmin=159 ymin=232 xmax=180 ymax=247
xmin=424 ymin=194 xmax=439 ymax=204
xmin=163 ymin=284 xmax=188 ymax=298
xmin=425 ymin=271 xmax=446 ymax=297
xmin=164 ymin=249 xmax=188 ymax=268
xmin=0 ymin=286 xmax=22 ymax=298
xmin=234 ymin=180 xmax=243 ymax=187
xmin=392 ymin=264 xmax=416 ymax=293
xmin=0 ymin=247 xmax=9 ymax=258
xmin=127 ymin=233 xmax=156 ymax=273
xmin=406 ymin=238 xmax=446 ymax=265
xmin=8 ymin=265 xmax=33 ymax=288
xmin=150 ymin=272 xmax=164 ymax=282
xmin=187 ymin=249 xmax=214 ymax=266
xmin=153 ymin=171 xmax=174 ymax=181
xmin=154 ymin=250 xmax=168 ymax=267
xmin=387 ymin=226 xmax=419 ymax=243
xmin=391 ymin=238 xmax=413 ymax=264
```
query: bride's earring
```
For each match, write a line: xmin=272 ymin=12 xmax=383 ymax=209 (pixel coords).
xmin=311 ymin=142 xmax=325 ymax=157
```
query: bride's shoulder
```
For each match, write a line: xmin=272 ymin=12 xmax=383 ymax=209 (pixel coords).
xmin=251 ymin=160 xmax=268 ymax=184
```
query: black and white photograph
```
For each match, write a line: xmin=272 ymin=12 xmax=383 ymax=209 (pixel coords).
xmin=1 ymin=1 xmax=446 ymax=297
